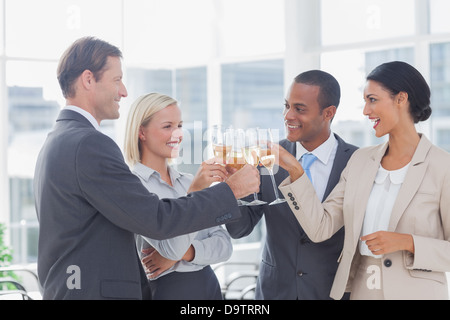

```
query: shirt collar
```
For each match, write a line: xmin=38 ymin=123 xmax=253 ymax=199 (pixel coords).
xmin=132 ymin=162 xmax=184 ymax=184
xmin=64 ymin=105 xmax=100 ymax=130
xmin=296 ymin=133 xmax=337 ymax=165
xmin=375 ymin=163 xmax=410 ymax=185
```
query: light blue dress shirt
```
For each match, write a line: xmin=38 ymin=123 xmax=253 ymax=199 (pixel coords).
xmin=133 ymin=162 xmax=233 ymax=280
xmin=296 ymin=133 xmax=338 ymax=201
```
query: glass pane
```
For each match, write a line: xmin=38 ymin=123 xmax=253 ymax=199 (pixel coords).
xmin=322 ymin=47 xmax=414 ymax=147
xmin=175 ymin=67 xmax=207 ymax=124
xmin=321 ymin=0 xmax=415 ymax=46
xmin=125 ymin=68 xmax=173 ymax=101
xmin=221 ymin=59 xmax=284 ymax=133
xmin=175 ymin=67 xmax=207 ymax=175
xmin=123 ymin=0 xmax=214 ymax=65
xmin=430 ymin=0 xmax=450 ymax=34
xmin=365 ymin=47 xmax=415 ymax=76
xmin=321 ymin=50 xmax=367 ymax=123
xmin=436 ymin=129 xmax=450 ymax=152
xmin=10 ymin=178 xmax=39 ymax=263
xmin=5 ymin=0 xmax=122 ymax=59
xmin=430 ymin=42 xmax=450 ymax=116
xmin=7 ymin=60 xmax=61 ymax=263
xmin=218 ymin=0 xmax=285 ymax=57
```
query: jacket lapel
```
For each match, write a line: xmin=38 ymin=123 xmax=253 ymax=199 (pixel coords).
xmin=323 ymin=134 xmax=353 ymax=201
xmin=352 ymin=142 xmax=388 ymax=236
xmin=388 ymin=135 xmax=431 ymax=231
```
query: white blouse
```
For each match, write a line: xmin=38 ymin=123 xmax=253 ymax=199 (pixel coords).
xmin=359 ymin=162 xmax=410 ymax=258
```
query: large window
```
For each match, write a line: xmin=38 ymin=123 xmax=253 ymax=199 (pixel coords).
xmin=318 ymin=0 xmax=450 ymax=149
xmin=1 ymin=0 xmax=450 ymax=265
xmin=430 ymin=42 xmax=450 ymax=117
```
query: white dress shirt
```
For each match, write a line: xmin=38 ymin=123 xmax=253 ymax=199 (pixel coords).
xmin=132 ymin=162 xmax=233 ymax=280
xmin=64 ymin=105 xmax=100 ymax=130
xmin=359 ymin=163 xmax=410 ymax=258
xmin=296 ymin=133 xmax=338 ymax=201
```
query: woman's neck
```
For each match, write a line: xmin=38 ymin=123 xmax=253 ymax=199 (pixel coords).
xmin=383 ymin=125 xmax=420 ymax=170
xmin=141 ymin=153 xmax=172 ymax=186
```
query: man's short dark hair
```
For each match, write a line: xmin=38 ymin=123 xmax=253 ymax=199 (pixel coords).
xmin=294 ymin=70 xmax=341 ymax=111
xmin=57 ymin=37 xmax=123 ymax=98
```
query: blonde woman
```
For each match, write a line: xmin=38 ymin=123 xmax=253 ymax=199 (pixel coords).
xmin=124 ymin=93 xmax=232 ymax=300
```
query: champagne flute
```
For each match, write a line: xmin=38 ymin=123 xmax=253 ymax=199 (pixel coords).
xmin=259 ymin=128 xmax=286 ymax=205
xmin=227 ymin=128 xmax=246 ymax=171
xmin=243 ymin=128 xmax=267 ymax=206
xmin=211 ymin=125 xmax=232 ymax=165
xmin=226 ymin=128 xmax=249 ymax=206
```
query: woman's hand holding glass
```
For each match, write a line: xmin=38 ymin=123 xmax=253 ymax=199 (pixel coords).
xmin=188 ymin=157 xmax=231 ymax=193
xmin=267 ymin=141 xmax=304 ymax=182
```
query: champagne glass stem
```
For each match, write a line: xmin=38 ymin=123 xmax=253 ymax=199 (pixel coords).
xmin=268 ymin=169 xmax=281 ymax=199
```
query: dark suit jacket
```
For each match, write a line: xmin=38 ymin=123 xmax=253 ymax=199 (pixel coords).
xmin=34 ymin=110 xmax=241 ymax=300
xmin=226 ymin=134 xmax=358 ymax=299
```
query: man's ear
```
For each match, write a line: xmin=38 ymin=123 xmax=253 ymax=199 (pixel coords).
xmin=323 ymin=105 xmax=337 ymax=122
xmin=80 ymin=70 xmax=95 ymax=90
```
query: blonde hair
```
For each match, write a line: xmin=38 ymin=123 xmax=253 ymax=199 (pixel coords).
xmin=124 ymin=93 xmax=178 ymax=166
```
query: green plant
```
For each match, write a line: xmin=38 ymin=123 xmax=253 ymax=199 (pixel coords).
xmin=0 ymin=222 xmax=18 ymax=290
xmin=0 ymin=223 xmax=13 ymax=267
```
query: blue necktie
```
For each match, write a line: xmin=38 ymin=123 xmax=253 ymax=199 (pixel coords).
xmin=301 ymin=153 xmax=317 ymax=182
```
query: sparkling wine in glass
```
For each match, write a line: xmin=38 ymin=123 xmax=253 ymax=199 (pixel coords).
xmin=227 ymin=128 xmax=249 ymax=206
xmin=243 ymin=128 xmax=266 ymax=206
xmin=211 ymin=125 xmax=232 ymax=165
xmin=227 ymin=128 xmax=246 ymax=171
xmin=259 ymin=128 xmax=286 ymax=205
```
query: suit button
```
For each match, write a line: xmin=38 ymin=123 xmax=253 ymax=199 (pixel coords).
xmin=300 ymin=238 xmax=310 ymax=244
xmin=384 ymin=259 xmax=392 ymax=267
xmin=290 ymin=197 xmax=295 ymax=201
xmin=288 ymin=193 xmax=293 ymax=197
xmin=292 ymin=201 xmax=297 ymax=206
xmin=294 ymin=206 xmax=300 ymax=210
xmin=297 ymin=271 xmax=304 ymax=276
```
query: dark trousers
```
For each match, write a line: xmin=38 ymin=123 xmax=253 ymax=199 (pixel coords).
xmin=148 ymin=266 xmax=223 ymax=300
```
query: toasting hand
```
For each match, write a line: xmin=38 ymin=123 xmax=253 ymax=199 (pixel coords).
xmin=187 ymin=157 xmax=230 ymax=193
xmin=225 ymin=164 xmax=260 ymax=200
xmin=266 ymin=142 xmax=304 ymax=182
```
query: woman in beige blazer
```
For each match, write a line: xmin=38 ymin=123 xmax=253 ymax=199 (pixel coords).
xmin=275 ymin=61 xmax=450 ymax=300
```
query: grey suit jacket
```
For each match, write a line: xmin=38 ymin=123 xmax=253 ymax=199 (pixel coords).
xmin=34 ymin=110 xmax=241 ymax=300
xmin=226 ymin=134 xmax=357 ymax=299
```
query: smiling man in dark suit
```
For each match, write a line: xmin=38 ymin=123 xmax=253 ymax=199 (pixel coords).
xmin=34 ymin=37 xmax=260 ymax=300
xmin=226 ymin=70 xmax=358 ymax=300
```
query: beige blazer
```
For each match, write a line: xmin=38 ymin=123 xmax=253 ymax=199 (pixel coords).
xmin=279 ymin=134 xmax=450 ymax=300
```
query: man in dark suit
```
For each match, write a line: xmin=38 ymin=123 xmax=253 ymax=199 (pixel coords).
xmin=226 ymin=70 xmax=358 ymax=300
xmin=33 ymin=37 xmax=260 ymax=300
